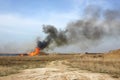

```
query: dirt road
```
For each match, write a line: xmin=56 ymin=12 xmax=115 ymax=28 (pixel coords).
xmin=0 ymin=60 xmax=118 ymax=80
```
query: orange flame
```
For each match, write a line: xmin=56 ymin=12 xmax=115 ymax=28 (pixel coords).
xmin=28 ymin=47 xmax=40 ymax=56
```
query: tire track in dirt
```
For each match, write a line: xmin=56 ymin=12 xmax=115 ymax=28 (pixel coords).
xmin=0 ymin=60 xmax=119 ymax=80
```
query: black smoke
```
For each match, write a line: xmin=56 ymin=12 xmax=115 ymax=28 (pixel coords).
xmin=37 ymin=25 xmax=67 ymax=49
xmin=37 ymin=5 xmax=120 ymax=51
xmin=37 ymin=36 xmax=51 ymax=49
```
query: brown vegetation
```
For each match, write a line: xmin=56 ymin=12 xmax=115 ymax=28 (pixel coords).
xmin=0 ymin=50 xmax=120 ymax=78
xmin=104 ymin=49 xmax=120 ymax=59
xmin=66 ymin=50 xmax=120 ymax=78
xmin=0 ymin=55 xmax=72 ymax=76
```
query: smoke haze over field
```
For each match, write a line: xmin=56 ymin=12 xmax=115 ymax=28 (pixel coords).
xmin=0 ymin=0 xmax=120 ymax=53
xmin=38 ymin=5 xmax=120 ymax=53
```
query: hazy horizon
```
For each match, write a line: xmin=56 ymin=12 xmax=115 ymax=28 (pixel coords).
xmin=0 ymin=0 xmax=120 ymax=53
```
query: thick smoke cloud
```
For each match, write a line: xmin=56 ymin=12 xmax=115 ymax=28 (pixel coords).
xmin=37 ymin=25 xmax=67 ymax=49
xmin=37 ymin=5 xmax=120 ymax=52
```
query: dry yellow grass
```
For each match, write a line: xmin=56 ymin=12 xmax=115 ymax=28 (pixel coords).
xmin=66 ymin=51 xmax=120 ymax=78
xmin=0 ymin=50 xmax=119 ymax=78
xmin=67 ymin=58 xmax=120 ymax=78
xmin=0 ymin=55 xmax=73 ymax=76
xmin=104 ymin=49 xmax=120 ymax=59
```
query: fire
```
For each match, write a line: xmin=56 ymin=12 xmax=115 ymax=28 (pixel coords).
xmin=28 ymin=47 xmax=40 ymax=56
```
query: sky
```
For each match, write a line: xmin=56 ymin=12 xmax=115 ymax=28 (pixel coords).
xmin=0 ymin=0 xmax=120 ymax=53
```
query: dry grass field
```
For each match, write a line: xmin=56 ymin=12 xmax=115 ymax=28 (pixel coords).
xmin=67 ymin=56 xmax=120 ymax=78
xmin=0 ymin=49 xmax=120 ymax=79
xmin=0 ymin=55 xmax=73 ymax=76
xmin=66 ymin=50 xmax=120 ymax=78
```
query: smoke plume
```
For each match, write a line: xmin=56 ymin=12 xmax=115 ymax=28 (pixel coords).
xmin=37 ymin=5 xmax=120 ymax=52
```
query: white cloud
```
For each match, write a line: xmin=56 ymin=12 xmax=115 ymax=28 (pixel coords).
xmin=0 ymin=7 xmax=80 ymax=45
xmin=0 ymin=0 xmax=118 ymax=53
xmin=0 ymin=8 xmax=80 ymax=33
xmin=0 ymin=14 xmax=42 ymax=27
xmin=43 ymin=11 xmax=79 ymax=30
xmin=0 ymin=3 xmax=81 ymax=52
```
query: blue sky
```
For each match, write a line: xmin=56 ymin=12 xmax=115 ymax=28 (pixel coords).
xmin=0 ymin=0 xmax=119 ymax=52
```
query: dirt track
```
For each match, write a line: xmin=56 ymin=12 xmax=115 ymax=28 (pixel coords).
xmin=0 ymin=60 xmax=118 ymax=80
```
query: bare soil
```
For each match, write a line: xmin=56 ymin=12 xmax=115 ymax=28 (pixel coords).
xmin=0 ymin=60 xmax=118 ymax=80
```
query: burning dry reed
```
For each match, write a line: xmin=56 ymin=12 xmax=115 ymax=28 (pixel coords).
xmin=0 ymin=53 xmax=119 ymax=78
